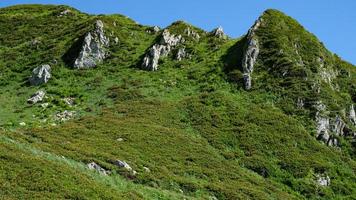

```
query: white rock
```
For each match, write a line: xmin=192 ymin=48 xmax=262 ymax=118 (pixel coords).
xmin=349 ymin=105 xmax=356 ymax=125
xmin=27 ymin=90 xmax=46 ymax=104
xmin=19 ymin=122 xmax=26 ymax=126
xmin=211 ymin=26 xmax=227 ymax=39
xmin=73 ymin=20 xmax=110 ymax=69
xmin=87 ymin=162 xmax=108 ymax=175
xmin=241 ymin=18 xmax=262 ymax=90
xmin=29 ymin=64 xmax=51 ymax=86
xmin=316 ymin=174 xmax=330 ymax=186
xmin=55 ymin=110 xmax=76 ymax=122
xmin=142 ymin=30 xmax=183 ymax=71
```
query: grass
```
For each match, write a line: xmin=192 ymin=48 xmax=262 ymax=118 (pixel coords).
xmin=0 ymin=4 xmax=355 ymax=200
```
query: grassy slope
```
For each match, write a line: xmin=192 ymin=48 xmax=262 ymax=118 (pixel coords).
xmin=0 ymin=4 xmax=355 ymax=200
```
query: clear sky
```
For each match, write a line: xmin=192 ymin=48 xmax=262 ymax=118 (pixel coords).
xmin=0 ymin=0 xmax=355 ymax=65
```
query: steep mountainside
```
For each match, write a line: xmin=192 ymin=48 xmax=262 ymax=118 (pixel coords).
xmin=0 ymin=4 xmax=355 ymax=200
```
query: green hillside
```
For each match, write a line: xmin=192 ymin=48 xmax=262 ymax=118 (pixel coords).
xmin=0 ymin=4 xmax=355 ymax=200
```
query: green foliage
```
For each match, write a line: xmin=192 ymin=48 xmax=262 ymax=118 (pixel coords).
xmin=0 ymin=4 xmax=355 ymax=200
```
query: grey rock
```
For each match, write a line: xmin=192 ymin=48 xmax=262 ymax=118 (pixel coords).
xmin=349 ymin=105 xmax=356 ymax=125
xmin=114 ymin=160 xmax=132 ymax=171
xmin=176 ymin=48 xmax=187 ymax=61
xmin=331 ymin=116 xmax=346 ymax=136
xmin=297 ymin=98 xmax=304 ymax=109
xmin=59 ymin=9 xmax=71 ymax=17
xmin=87 ymin=162 xmax=108 ymax=175
xmin=55 ymin=110 xmax=76 ymax=122
xmin=241 ymin=18 xmax=262 ymax=90
xmin=29 ymin=64 xmax=51 ymax=86
xmin=114 ymin=37 xmax=119 ymax=44
xmin=315 ymin=174 xmax=330 ymax=186
xmin=143 ymin=167 xmax=150 ymax=172
xmin=73 ymin=20 xmax=110 ymax=69
xmin=27 ymin=90 xmax=45 ymax=104
xmin=184 ymin=27 xmax=200 ymax=40
xmin=153 ymin=26 xmax=160 ymax=33
xmin=211 ymin=26 xmax=227 ymax=39
xmin=142 ymin=30 xmax=183 ymax=71
xmin=62 ymin=97 xmax=75 ymax=106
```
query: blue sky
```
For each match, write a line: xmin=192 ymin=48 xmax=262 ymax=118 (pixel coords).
xmin=1 ymin=0 xmax=355 ymax=64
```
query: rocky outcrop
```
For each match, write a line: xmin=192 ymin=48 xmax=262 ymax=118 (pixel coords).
xmin=314 ymin=101 xmax=355 ymax=147
xmin=184 ymin=27 xmax=200 ymax=40
xmin=114 ymin=160 xmax=137 ymax=175
xmin=29 ymin=64 xmax=51 ymax=86
xmin=142 ymin=29 xmax=183 ymax=71
xmin=176 ymin=48 xmax=187 ymax=61
xmin=241 ymin=18 xmax=262 ymax=90
xmin=349 ymin=105 xmax=356 ymax=125
xmin=87 ymin=162 xmax=108 ymax=175
xmin=211 ymin=26 xmax=227 ymax=39
xmin=55 ymin=110 xmax=76 ymax=122
xmin=58 ymin=9 xmax=72 ymax=17
xmin=315 ymin=174 xmax=330 ymax=186
xmin=27 ymin=90 xmax=45 ymax=104
xmin=73 ymin=20 xmax=110 ymax=69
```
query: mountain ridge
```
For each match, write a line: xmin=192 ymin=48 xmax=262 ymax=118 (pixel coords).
xmin=0 ymin=4 xmax=355 ymax=200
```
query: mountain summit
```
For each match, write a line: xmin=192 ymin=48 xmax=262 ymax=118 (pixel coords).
xmin=0 ymin=5 xmax=355 ymax=200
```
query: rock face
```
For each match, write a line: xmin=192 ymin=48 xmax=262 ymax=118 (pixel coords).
xmin=241 ymin=18 xmax=262 ymax=90
xmin=176 ymin=48 xmax=187 ymax=61
xmin=211 ymin=26 xmax=226 ymax=39
xmin=58 ymin=9 xmax=71 ymax=17
xmin=29 ymin=64 xmax=51 ymax=86
xmin=27 ymin=90 xmax=45 ymax=104
xmin=142 ymin=29 xmax=183 ymax=71
xmin=87 ymin=162 xmax=108 ymax=175
xmin=184 ymin=27 xmax=200 ymax=40
xmin=349 ymin=105 xmax=356 ymax=125
xmin=73 ymin=20 xmax=109 ymax=69
xmin=314 ymin=101 xmax=355 ymax=147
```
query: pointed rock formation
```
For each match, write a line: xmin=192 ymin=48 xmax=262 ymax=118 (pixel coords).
xmin=142 ymin=29 xmax=183 ymax=71
xmin=211 ymin=26 xmax=227 ymax=39
xmin=29 ymin=64 xmax=51 ymax=86
xmin=73 ymin=20 xmax=110 ymax=69
xmin=241 ymin=18 xmax=262 ymax=90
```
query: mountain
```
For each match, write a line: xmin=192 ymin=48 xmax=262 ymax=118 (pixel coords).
xmin=0 ymin=4 xmax=355 ymax=200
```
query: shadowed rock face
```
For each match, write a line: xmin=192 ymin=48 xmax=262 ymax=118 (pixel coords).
xmin=73 ymin=20 xmax=110 ymax=69
xmin=29 ymin=64 xmax=51 ymax=86
xmin=241 ymin=18 xmax=262 ymax=90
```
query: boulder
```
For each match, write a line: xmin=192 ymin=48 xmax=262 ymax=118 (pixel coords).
xmin=114 ymin=160 xmax=137 ymax=175
xmin=241 ymin=18 xmax=262 ymax=90
xmin=29 ymin=64 xmax=51 ymax=86
xmin=87 ymin=162 xmax=108 ymax=175
xmin=27 ymin=90 xmax=45 ymax=104
xmin=73 ymin=20 xmax=110 ymax=69
xmin=142 ymin=29 xmax=183 ymax=71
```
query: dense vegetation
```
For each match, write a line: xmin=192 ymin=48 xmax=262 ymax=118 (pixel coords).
xmin=0 ymin=4 xmax=355 ymax=200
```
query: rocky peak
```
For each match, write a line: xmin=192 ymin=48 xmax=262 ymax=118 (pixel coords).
xmin=211 ymin=26 xmax=227 ymax=39
xmin=73 ymin=20 xmax=110 ymax=69
xmin=241 ymin=17 xmax=262 ymax=90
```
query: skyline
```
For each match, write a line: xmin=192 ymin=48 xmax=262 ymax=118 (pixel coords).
xmin=0 ymin=0 xmax=355 ymax=65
